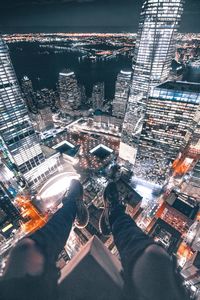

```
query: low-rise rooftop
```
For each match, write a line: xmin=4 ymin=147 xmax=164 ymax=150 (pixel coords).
xmin=90 ymin=144 xmax=113 ymax=160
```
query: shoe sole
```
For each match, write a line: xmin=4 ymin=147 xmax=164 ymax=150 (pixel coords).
xmin=75 ymin=204 xmax=89 ymax=229
xmin=99 ymin=209 xmax=111 ymax=237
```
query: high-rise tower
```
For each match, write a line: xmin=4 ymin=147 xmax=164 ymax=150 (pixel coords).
xmin=92 ymin=82 xmax=105 ymax=111
xmin=112 ymin=70 xmax=132 ymax=120
xmin=59 ymin=69 xmax=81 ymax=114
xmin=120 ymin=0 xmax=184 ymax=164
xmin=135 ymin=81 xmax=200 ymax=185
xmin=0 ymin=38 xmax=59 ymax=187
xmin=21 ymin=76 xmax=37 ymax=113
xmin=0 ymin=183 xmax=21 ymax=237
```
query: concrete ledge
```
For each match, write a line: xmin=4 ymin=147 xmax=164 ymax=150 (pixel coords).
xmin=58 ymin=235 xmax=123 ymax=300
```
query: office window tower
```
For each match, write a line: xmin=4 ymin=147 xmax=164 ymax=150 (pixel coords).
xmin=135 ymin=81 xmax=200 ymax=185
xmin=21 ymin=76 xmax=37 ymax=113
xmin=173 ymin=106 xmax=200 ymax=199
xmin=0 ymin=38 xmax=59 ymax=187
xmin=0 ymin=39 xmax=44 ymax=174
xmin=38 ymin=107 xmax=54 ymax=132
xmin=92 ymin=82 xmax=105 ymax=111
xmin=120 ymin=0 xmax=184 ymax=164
xmin=59 ymin=69 xmax=81 ymax=114
xmin=0 ymin=182 xmax=22 ymax=237
xmin=112 ymin=70 xmax=132 ymax=119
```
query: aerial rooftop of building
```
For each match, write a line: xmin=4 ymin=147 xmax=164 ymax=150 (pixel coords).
xmin=90 ymin=144 xmax=113 ymax=160
xmin=53 ymin=140 xmax=79 ymax=157
xmin=59 ymin=69 xmax=75 ymax=77
xmin=156 ymin=81 xmax=200 ymax=93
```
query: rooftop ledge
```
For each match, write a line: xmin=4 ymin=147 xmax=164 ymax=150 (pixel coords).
xmin=58 ymin=235 xmax=123 ymax=300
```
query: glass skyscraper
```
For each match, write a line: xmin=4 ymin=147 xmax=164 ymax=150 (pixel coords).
xmin=59 ymin=69 xmax=82 ymax=114
xmin=92 ymin=82 xmax=105 ymax=111
xmin=135 ymin=81 xmax=200 ymax=185
xmin=112 ymin=70 xmax=132 ymax=120
xmin=0 ymin=38 xmax=59 ymax=187
xmin=120 ymin=0 xmax=184 ymax=164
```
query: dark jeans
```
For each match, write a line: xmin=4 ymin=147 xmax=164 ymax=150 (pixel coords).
xmin=109 ymin=208 xmax=155 ymax=299
xmin=1 ymin=195 xmax=77 ymax=300
xmin=30 ymin=196 xmax=77 ymax=264
xmin=31 ymin=203 xmax=154 ymax=298
xmin=25 ymin=195 xmax=77 ymax=300
xmin=3 ymin=198 xmax=154 ymax=300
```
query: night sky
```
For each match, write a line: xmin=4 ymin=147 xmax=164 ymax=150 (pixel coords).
xmin=0 ymin=0 xmax=200 ymax=33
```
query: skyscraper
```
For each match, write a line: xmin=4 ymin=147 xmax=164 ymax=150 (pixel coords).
xmin=120 ymin=0 xmax=184 ymax=164
xmin=79 ymin=85 xmax=87 ymax=107
xmin=33 ymin=107 xmax=54 ymax=132
xmin=59 ymin=69 xmax=81 ymax=114
xmin=173 ymin=106 xmax=200 ymax=199
xmin=135 ymin=81 xmax=200 ymax=185
xmin=0 ymin=38 xmax=59 ymax=187
xmin=92 ymin=82 xmax=105 ymax=111
xmin=21 ymin=76 xmax=36 ymax=113
xmin=0 ymin=182 xmax=21 ymax=237
xmin=112 ymin=70 xmax=132 ymax=119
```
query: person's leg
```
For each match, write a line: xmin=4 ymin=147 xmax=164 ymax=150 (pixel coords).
xmin=100 ymin=182 xmax=190 ymax=300
xmin=30 ymin=195 xmax=77 ymax=263
xmin=110 ymin=208 xmax=154 ymax=278
xmin=99 ymin=181 xmax=154 ymax=275
xmin=99 ymin=182 xmax=155 ymax=298
xmin=4 ymin=179 xmax=89 ymax=278
xmin=3 ymin=238 xmax=46 ymax=280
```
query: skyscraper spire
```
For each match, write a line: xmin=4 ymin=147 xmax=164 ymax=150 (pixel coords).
xmin=120 ymin=0 xmax=184 ymax=164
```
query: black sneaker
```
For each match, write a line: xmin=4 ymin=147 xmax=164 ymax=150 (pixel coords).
xmin=64 ymin=179 xmax=89 ymax=229
xmin=99 ymin=181 xmax=123 ymax=236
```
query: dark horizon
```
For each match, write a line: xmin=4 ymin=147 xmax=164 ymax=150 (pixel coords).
xmin=0 ymin=0 xmax=200 ymax=34
xmin=1 ymin=26 xmax=200 ymax=35
xmin=1 ymin=26 xmax=136 ymax=35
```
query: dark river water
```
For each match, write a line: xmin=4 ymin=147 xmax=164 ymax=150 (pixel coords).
xmin=8 ymin=42 xmax=132 ymax=99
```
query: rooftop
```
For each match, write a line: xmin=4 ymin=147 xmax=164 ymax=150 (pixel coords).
xmin=90 ymin=144 xmax=113 ymax=160
xmin=59 ymin=69 xmax=75 ymax=77
xmin=53 ymin=140 xmax=78 ymax=157
xmin=156 ymin=81 xmax=200 ymax=93
xmin=59 ymin=236 xmax=123 ymax=300
xmin=120 ymin=70 xmax=132 ymax=76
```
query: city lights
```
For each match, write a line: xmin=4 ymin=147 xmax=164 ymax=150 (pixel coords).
xmin=38 ymin=172 xmax=79 ymax=206
xmin=0 ymin=0 xmax=200 ymax=297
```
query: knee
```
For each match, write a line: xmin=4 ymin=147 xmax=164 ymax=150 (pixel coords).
xmin=145 ymin=244 xmax=171 ymax=258
xmin=141 ymin=244 xmax=175 ymax=280
xmin=5 ymin=238 xmax=45 ymax=277
xmin=8 ymin=238 xmax=37 ymax=263
xmin=14 ymin=238 xmax=36 ymax=252
xmin=145 ymin=244 xmax=170 ymax=255
xmin=132 ymin=245 xmax=176 ymax=300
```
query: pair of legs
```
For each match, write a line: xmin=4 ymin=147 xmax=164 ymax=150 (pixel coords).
xmin=2 ymin=180 xmax=189 ymax=300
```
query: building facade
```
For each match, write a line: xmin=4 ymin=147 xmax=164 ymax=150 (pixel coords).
xmin=92 ymin=82 xmax=105 ymax=111
xmin=0 ymin=182 xmax=22 ymax=238
xmin=135 ymin=81 xmax=200 ymax=184
xmin=21 ymin=76 xmax=37 ymax=113
xmin=59 ymin=69 xmax=81 ymax=114
xmin=112 ymin=70 xmax=132 ymax=119
xmin=0 ymin=38 xmax=59 ymax=187
xmin=38 ymin=107 xmax=54 ymax=132
xmin=174 ymin=107 xmax=200 ymax=199
xmin=120 ymin=0 xmax=184 ymax=164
